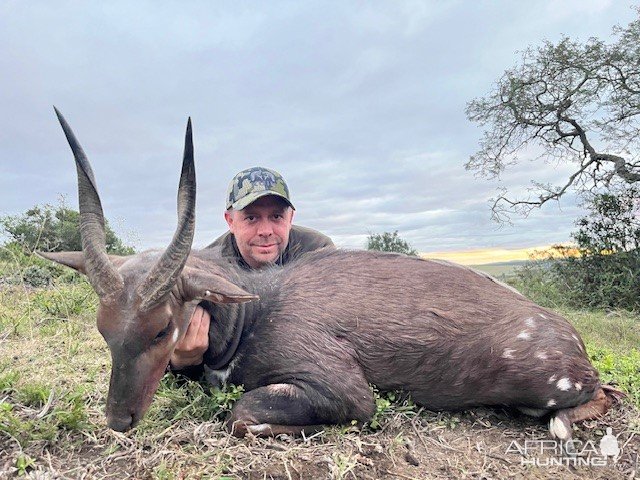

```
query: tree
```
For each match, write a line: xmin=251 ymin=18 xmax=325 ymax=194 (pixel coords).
xmin=573 ymin=186 xmax=640 ymax=254
xmin=366 ymin=231 xmax=418 ymax=256
xmin=1 ymin=201 xmax=135 ymax=255
xmin=517 ymin=186 xmax=640 ymax=309
xmin=466 ymin=10 xmax=640 ymax=221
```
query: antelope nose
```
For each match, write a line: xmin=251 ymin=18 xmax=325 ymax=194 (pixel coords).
xmin=107 ymin=414 xmax=134 ymax=432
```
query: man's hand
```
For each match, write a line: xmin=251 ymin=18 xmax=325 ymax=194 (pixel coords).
xmin=170 ymin=305 xmax=210 ymax=370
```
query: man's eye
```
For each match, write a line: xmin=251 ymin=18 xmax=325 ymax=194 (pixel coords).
xmin=245 ymin=216 xmax=256 ymax=222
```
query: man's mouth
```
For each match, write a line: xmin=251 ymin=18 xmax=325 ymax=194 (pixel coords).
xmin=255 ymin=243 xmax=276 ymax=249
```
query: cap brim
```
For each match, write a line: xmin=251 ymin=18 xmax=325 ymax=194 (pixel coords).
xmin=230 ymin=190 xmax=295 ymax=211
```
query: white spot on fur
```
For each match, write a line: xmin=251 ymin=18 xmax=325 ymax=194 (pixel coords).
xmin=517 ymin=331 xmax=531 ymax=340
xmin=501 ymin=348 xmax=515 ymax=359
xmin=549 ymin=416 xmax=570 ymax=439
xmin=535 ymin=351 xmax=548 ymax=360
xmin=547 ymin=399 xmax=557 ymax=407
xmin=525 ymin=317 xmax=536 ymax=328
xmin=538 ymin=313 xmax=548 ymax=319
xmin=171 ymin=329 xmax=179 ymax=344
xmin=548 ymin=375 xmax=557 ymax=384
xmin=575 ymin=382 xmax=582 ymax=391
xmin=556 ymin=378 xmax=572 ymax=391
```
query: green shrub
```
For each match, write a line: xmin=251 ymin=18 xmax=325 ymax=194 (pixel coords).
xmin=367 ymin=231 xmax=418 ymax=256
xmin=514 ymin=187 xmax=640 ymax=310
xmin=1 ymin=201 xmax=135 ymax=255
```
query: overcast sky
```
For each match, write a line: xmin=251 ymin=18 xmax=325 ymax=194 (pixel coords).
xmin=1 ymin=1 xmax=637 ymax=253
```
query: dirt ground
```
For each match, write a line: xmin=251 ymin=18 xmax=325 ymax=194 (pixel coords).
xmin=2 ymin=402 xmax=638 ymax=479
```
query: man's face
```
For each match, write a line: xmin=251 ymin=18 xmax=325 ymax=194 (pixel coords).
xmin=224 ymin=195 xmax=294 ymax=269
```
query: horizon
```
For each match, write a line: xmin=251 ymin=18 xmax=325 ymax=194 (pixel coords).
xmin=421 ymin=244 xmax=560 ymax=266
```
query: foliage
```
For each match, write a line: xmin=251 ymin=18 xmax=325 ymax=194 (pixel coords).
xmin=368 ymin=386 xmax=417 ymax=430
xmin=366 ymin=231 xmax=418 ymax=256
xmin=0 ymin=384 xmax=90 ymax=447
xmin=589 ymin=347 xmax=640 ymax=405
xmin=0 ymin=241 xmax=86 ymax=288
xmin=467 ymin=10 xmax=640 ymax=220
xmin=573 ymin=186 xmax=640 ymax=254
xmin=514 ymin=187 xmax=640 ymax=310
xmin=136 ymin=378 xmax=244 ymax=434
xmin=1 ymin=200 xmax=135 ymax=255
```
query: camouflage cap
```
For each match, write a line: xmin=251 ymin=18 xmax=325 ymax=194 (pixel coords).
xmin=226 ymin=166 xmax=295 ymax=211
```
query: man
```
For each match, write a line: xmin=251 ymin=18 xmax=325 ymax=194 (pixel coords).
xmin=169 ymin=166 xmax=334 ymax=373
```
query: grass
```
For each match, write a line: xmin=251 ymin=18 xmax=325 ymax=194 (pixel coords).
xmin=1 ymin=258 xmax=639 ymax=478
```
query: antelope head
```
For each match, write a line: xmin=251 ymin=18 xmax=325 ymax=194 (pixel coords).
xmin=40 ymin=109 xmax=257 ymax=431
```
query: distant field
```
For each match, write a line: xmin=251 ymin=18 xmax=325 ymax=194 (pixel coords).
xmin=470 ymin=260 xmax=529 ymax=278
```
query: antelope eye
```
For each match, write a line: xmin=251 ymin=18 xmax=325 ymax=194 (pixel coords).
xmin=154 ymin=325 xmax=170 ymax=341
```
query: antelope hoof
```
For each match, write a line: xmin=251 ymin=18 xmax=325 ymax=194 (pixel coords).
xmin=549 ymin=414 xmax=571 ymax=441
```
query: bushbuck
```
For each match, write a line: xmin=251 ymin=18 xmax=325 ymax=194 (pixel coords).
xmin=41 ymin=109 xmax=622 ymax=441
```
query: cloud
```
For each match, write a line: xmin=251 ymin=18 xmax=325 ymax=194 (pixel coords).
xmin=1 ymin=1 xmax=635 ymax=253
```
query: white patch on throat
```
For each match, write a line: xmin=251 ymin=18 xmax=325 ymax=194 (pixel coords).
xmin=517 ymin=331 xmax=531 ymax=340
xmin=204 ymin=358 xmax=238 ymax=387
xmin=525 ymin=317 xmax=536 ymax=328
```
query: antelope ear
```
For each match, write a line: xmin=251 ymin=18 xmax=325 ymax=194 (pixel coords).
xmin=181 ymin=267 xmax=259 ymax=304
xmin=37 ymin=251 xmax=130 ymax=274
xmin=37 ymin=251 xmax=87 ymax=273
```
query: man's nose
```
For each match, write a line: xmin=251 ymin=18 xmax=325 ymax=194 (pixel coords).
xmin=256 ymin=219 xmax=274 ymax=236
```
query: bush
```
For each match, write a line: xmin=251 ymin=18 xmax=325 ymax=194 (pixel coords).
xmin=0 ymin=242 xmax=68 ymax=287
xmin=514 ymin=187 xmax=640 ymax=310
xmin=1 ymin=200 xmax=135 ymax=255
xmin=1 ymin=201 xmax=134 ymax=287
xmin=366 ymin=231 xmax=418 ymax=256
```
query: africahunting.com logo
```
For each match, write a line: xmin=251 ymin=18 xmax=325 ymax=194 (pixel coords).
xmin=506 ymin=427 xmax=621 ymax=467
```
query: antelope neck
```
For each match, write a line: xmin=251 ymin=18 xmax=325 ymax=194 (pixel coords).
xmin=207 ymin=313 xmax=245 ymax=371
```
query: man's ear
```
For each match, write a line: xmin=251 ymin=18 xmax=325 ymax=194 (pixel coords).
xmin=36 ymin=251 xmax=129 ymax=274
xmin=181 ymin=266 xmax=259 ymax=304
xmin=224 ymin=210 xmax=234 ymax=232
